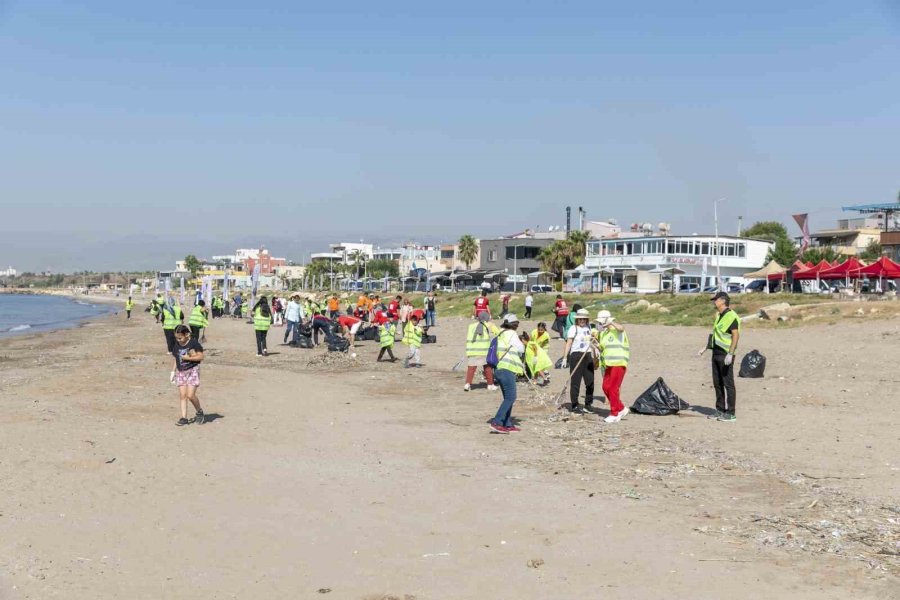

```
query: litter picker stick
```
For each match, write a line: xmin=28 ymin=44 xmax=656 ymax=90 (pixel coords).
xmin=451 ymin=356 xmax=466 ymax=371
xmin=552 ymin=339 xmax=601 ymax=408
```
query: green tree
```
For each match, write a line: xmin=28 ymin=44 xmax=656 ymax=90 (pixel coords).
xmin=801 ymin=246 xmax=841 ymax=264
xmin=765 ymin=236 xmax=797 ymax=266
xmin=348 ymin=249 xmax=367 ymax=278
xmin=184 ymin=255 xmax=202 ymax=277
xmin=860 ymin=239 xmax=883 ymax=262
xmin=368 ymin=258 xmax=399 ymax=278
xmin=538 ymin=230 xmax=593 ymax=278
xmin=742 ymin=221 xmax=790 ymax=243
xmin=457 ymin=235 xmax=478 ymax=269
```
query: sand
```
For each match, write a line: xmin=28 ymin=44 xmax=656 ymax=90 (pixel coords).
xmin=0 ymin=304 xmax=897 ymax=599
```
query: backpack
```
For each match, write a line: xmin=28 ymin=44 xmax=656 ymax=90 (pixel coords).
xmin=485 ymin=332 xmax=511 ymax=368
xmin=739 ymin=350 xmax=766 ymax=378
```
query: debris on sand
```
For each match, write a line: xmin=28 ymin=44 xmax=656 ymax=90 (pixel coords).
xmin=305 ymin=351 xmax=359 ymax=369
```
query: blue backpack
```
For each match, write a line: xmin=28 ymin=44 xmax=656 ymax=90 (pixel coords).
xmin=485 ymin=333 xmax=511 ymax=368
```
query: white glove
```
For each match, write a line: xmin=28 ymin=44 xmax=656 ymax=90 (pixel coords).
xmin=169 ymin=370 xmax=176 ymax=384
xmin=697 ymin=347 xmax=707 ymax=356
xmin=561 ymin=358 xmax=568 ymax=369
xmin=724 ymin=354 xmax=734 ymax=366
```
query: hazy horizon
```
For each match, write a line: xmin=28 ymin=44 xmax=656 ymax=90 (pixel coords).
xmin=3 ymin=1 xmax=899 ymax=271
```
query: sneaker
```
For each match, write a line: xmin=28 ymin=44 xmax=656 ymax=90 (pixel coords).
xmin=487 ymin=385 xmax=498 ymax=392
xmin=604 ymin=414 xmax=621 ymax=423
xmin=570 ymin=405 xmax=585 ymax=414
xmin=617 ymin=407 xmax=630 ymax=419
xmin=707 ymin=410 xmax=723 ymax=420
xmin=194 ymin=411 xmax=205 ymax=425
xmin=463 ymin=384 xmax=471 ymax=392
xmin=176 ymin=418 xmax=191 ymax=426
xmin=506 ymin=425 xmax=521 ymax=432
xmin=257 ymin=353 xmax=263 ymax=357
xmin=262 ymin=349 xmax=268 ymax=356
xmin=717 ymin=413 xmax=736 ymax=422
xmin=489 ymin=422 xmax=509 ymax=434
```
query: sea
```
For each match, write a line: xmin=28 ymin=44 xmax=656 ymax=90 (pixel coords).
xmin=0 ymin=294 xmax=116 ymax=338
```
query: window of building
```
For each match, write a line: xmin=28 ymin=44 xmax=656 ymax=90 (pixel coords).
xmin=488 ymin=249 xmax=497 ymax=262
xmin=666 ymin=240 xmax=675 ymax=254
xmin=701 ymin=242 xmax=710 ymax=255
xmin=737 ymin=244 xmax=746 ymax=258
xmin=440 ymin=250 xmax=454 ymax=259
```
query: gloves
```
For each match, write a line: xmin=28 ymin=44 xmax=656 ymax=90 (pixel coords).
xmin=561 ymin=358 xmax=568 ymax=369
xmin=724 ymin=354 xmax=734 ymax=366
xmin=697 ymin=347 xmax=707 ymax=356
xmin=169 ymin=370 xmax=176 ymax=384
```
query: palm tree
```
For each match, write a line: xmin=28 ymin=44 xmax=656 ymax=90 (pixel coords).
xmin=349 ymin=250 xmax=367 ymax=279
xmin=457 ymin=235 xmax=478 ymax=269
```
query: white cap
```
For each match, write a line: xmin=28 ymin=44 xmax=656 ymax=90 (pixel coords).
xmin=502 ymin=313 xmax=519 ymax=325
xmin=595 ymin=309 xmax=614 ymax=325
xmin=575 ymin=308 xmax=590 ymax=319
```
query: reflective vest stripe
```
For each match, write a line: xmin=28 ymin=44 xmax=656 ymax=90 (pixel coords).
xmin=600 ymin=330 xmax=630 ymax=367
xmin=379 ymin=323 xmax=395 ymax=348
xmin=403 ymin=322 xmax=422 ymax=347
xmin=496 ymin=331 xmax=524 ymax=375
xmin=713 ymin=310 xmax=741 ymax=353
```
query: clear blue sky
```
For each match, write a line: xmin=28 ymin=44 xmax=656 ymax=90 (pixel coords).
xmin=1 ymin=1 xmax=899 ymax=271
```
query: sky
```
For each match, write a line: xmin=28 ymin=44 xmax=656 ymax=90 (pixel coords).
xmin=1 ymin=0 xmax=899 ymax=272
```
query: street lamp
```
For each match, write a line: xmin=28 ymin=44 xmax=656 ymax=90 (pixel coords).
xmin=512 ymin=244 xmax=525 ymax=292
xmin=714 ymin=197 xmax=726 ymax=291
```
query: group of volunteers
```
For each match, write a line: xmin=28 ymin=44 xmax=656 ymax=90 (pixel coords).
xmin=461 ymin=288 xmax=741 ymax=434
xmin=139 ymin=285 xmax=740 ymax=431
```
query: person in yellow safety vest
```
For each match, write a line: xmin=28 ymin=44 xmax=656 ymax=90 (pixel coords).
xmin=376 ymin=317 xmax=396 ymax=362
xmin=125 ymin=296 xmax=134 ymax=320
xmin=528 ymin=322 xmax=552 ymax=382
xmin=594 ymin=310 xmax=630 ymax=423
xmin=253 ymin=297 xmax=273 ymax=356
xmin=699 ymin=291 xmax=741 ymax=422
xmin=150 ymin=300 xmax=161 ymax=322
xmin=488 ymin=314 xmax=526 ymax=434
xmin=188 ymin=300 xmax=209 ymax=340
xmin=153 ymin=294 xmax=165 ymax=322
xmin=402 ymin=314 xmax=424 ymax=368
xmin=161 ymin=299 xmax=184 ymax=353
xmin=463 ymin=311 xmax=499 ymax=392
xmin=523 ymin=330 xmax=554 ymax=386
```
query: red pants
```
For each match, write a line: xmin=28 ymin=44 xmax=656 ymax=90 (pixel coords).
xmin=465 ymin=365 xmax=494 ymax=386
xmin=602 ymin=366 xmax=627 ymax=416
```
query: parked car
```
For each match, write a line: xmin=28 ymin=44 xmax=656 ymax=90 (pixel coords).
xmin=678 ymin=284 xmax=701 ymax=293
xmin=744 ymin=279 xmax=775 ymax=293
xmin=530 ymin=285 xmax=554 ymax=293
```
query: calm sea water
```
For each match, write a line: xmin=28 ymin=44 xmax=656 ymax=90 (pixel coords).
xmin=0 ymin=294 xmax=116 ymax=337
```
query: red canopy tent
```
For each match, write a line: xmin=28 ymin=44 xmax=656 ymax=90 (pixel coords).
xmin=804 ymin=261 xmax=815 ymax=268
xmin=853 ymin=256 xmax=900 ymax=278
xmin=793 ymin=260 xmax=833 ymax=280
xmin=819 ymin=257 xmax=864 ymax=280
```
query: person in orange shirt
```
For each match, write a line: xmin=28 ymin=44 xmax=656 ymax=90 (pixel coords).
xmin=327 ymin=294 xmax=340 ymax=319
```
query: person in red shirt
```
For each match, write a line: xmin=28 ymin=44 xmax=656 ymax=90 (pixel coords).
xmin=337 ymin=314 xmax=363 ymax=347
xmin=553 ymin=295 xmax=569 ymax=338
xmin=473 ymin=290 xmax=491 ymax=319
xmin=500 ymin=293 xmax=511 ymax=317
xmin=388 ymin=296 xmax=401 ymax=321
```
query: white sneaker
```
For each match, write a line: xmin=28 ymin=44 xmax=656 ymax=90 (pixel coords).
xmin=463 ymin=383 xmax=471 ymax=392
xmin=618 ymin=407 xmax=630 ymax=419
xmin=487 ymin=385 xmax=498 ymax=391
xmin=604 ymin=414 xmax=622 ymax=423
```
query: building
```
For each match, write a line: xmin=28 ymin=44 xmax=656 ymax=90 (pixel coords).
xmin=329 ymin=242 xmax=374 ymax=265
xmin=479 ymin=236 xmax=555 ymax=290
xmin=583 ymin=234 xmax=772 ymax=293
xmin=583 ymin=220 xmax=622 ymax=239
xmin=274 ymin=265 xmax=306 ymax=287
xmin=398 ymin=244 xmax=442 ymax=275
xmin=373 ymin=247 xmax=404 ymax=262
xmin=0 ymin=266 xmax=16 ymax=277
xmin=809 ymin=217 xmax=881 ymax=257
xmin=244 ymin=248 xmax=287 ymax=275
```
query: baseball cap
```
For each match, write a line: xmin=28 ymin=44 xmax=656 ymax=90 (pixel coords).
xmin=502 ymin=313 xmax=519 ymax=325
xmin=710 ymin=291 xmax=730 ymax=302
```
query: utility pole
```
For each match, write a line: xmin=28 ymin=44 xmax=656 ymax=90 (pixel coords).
xmin=714 ymin=198 xmax=725 ymax=291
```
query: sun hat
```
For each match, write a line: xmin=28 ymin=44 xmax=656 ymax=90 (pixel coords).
xmin=595 ymin=309 xmax=613 ymax=325
xmin=575 ymin=308 xmax=590 ymax=319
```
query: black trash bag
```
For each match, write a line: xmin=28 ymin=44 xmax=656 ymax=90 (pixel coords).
xmin=328 ymin=338 xmax=350 ymax=353
xmin=299 ymin=323 xmax=312 ymax=338
xmin=739 ymin=350 xmax=766 ymax=378
xmin=422 ymin=334 xmax=437 ymax=344
xmin=630 ymin=377 xmax=690 ymax=416
xmin=359 ymin=326 xmax=379 ymax=341
xmin=297 ymin=335 xmax=314 ymax=349
xmin=555 ymin=357 xmax=564 ymax=369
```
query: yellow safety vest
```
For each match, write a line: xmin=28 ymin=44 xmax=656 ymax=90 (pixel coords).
xmin=530 ymin=329 xmax=550 ymax=350
xmin=254 ymin=307 xmax=271 ymax=331
xmin=162 ymin=304 xmax=183 ymax=330
xmin=189 ymin=306 xmax=208 ymax=328
xmin=466 ymin=322 xmax=497 ymax=358
xmin=125 ymin=300 xmax=134 ymax=311
xmin=599 ymin=329 xmax=630 ymax=367
xmin=496 ymin=330 xmax=525 ymax=375
xmin=150 ymin=302 xmax=160 ymax=316
xmin=713 ymin=310 xmax=741 ymax=353
xmin=403 ymin=322 xmax=422 ymax=348
xmin=379 ymin=323 xmax=395 ymax=348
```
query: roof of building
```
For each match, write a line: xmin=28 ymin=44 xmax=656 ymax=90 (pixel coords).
xmin=841 ymin=202 xmax=900 ymax=213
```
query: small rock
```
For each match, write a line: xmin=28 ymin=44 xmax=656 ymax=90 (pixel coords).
xmin=527 ymin=558 xmax=544 ymax=569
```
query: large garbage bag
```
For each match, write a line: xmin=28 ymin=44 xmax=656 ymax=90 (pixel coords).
xmin=739 ymin=350 xmax=766 ymax=378
xmin=630 ymin=377 xmax=690 ymax=415
xmin=328 ymin=338 xmax=350 ymax=353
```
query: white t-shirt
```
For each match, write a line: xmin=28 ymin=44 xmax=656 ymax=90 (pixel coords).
xmin=525 ymin=294 xmax=533 ymax=307
xmin=566 ymin=325 xmax=593 ymax=354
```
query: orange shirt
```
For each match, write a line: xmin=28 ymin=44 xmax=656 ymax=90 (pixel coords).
xmin=327 ymin=298 xmax=340 ymax=311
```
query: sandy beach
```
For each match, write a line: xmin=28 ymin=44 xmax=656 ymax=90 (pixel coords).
xmin=0 ymin=304 xmax=897 ymax=599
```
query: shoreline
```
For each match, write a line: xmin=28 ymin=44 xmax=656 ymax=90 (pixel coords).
xmin=0 ymin=290 xmax=124 ymax=340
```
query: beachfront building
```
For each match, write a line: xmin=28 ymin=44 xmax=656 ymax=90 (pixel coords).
xmin=582 ymin=234 xmax=772 ymax=293
xmin=0 ymin=266 xmax=16 ymax=278
xmin=809 ymin=217 xmax=882 ymax=257
xmin=329 ymin=242 xmax=374 ymax=265
xmin=244 ymin=248 xmax=286 ymax=275
xmin=479 ymin=234 xmax=556 ymax=291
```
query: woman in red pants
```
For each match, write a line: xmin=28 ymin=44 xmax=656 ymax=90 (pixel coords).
xmin=595 ymin=310 xmax=630 ymax=423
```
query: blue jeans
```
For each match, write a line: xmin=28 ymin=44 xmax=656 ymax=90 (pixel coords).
xmin=493 ymin=368 xmax=517 ymax=427
xmin=284 ymin=319 xmax=300 ymax=343
xmin=425 ymin=309 xmax=436 ymax=327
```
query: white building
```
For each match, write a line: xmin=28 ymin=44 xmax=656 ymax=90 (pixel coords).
xmin=329 ymin=242 xmax=374 ymax=265
xmin=0 ymin=266 xmax=16 ymax=277
xmin=581 ymin=235 xmax=772 ymax=293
